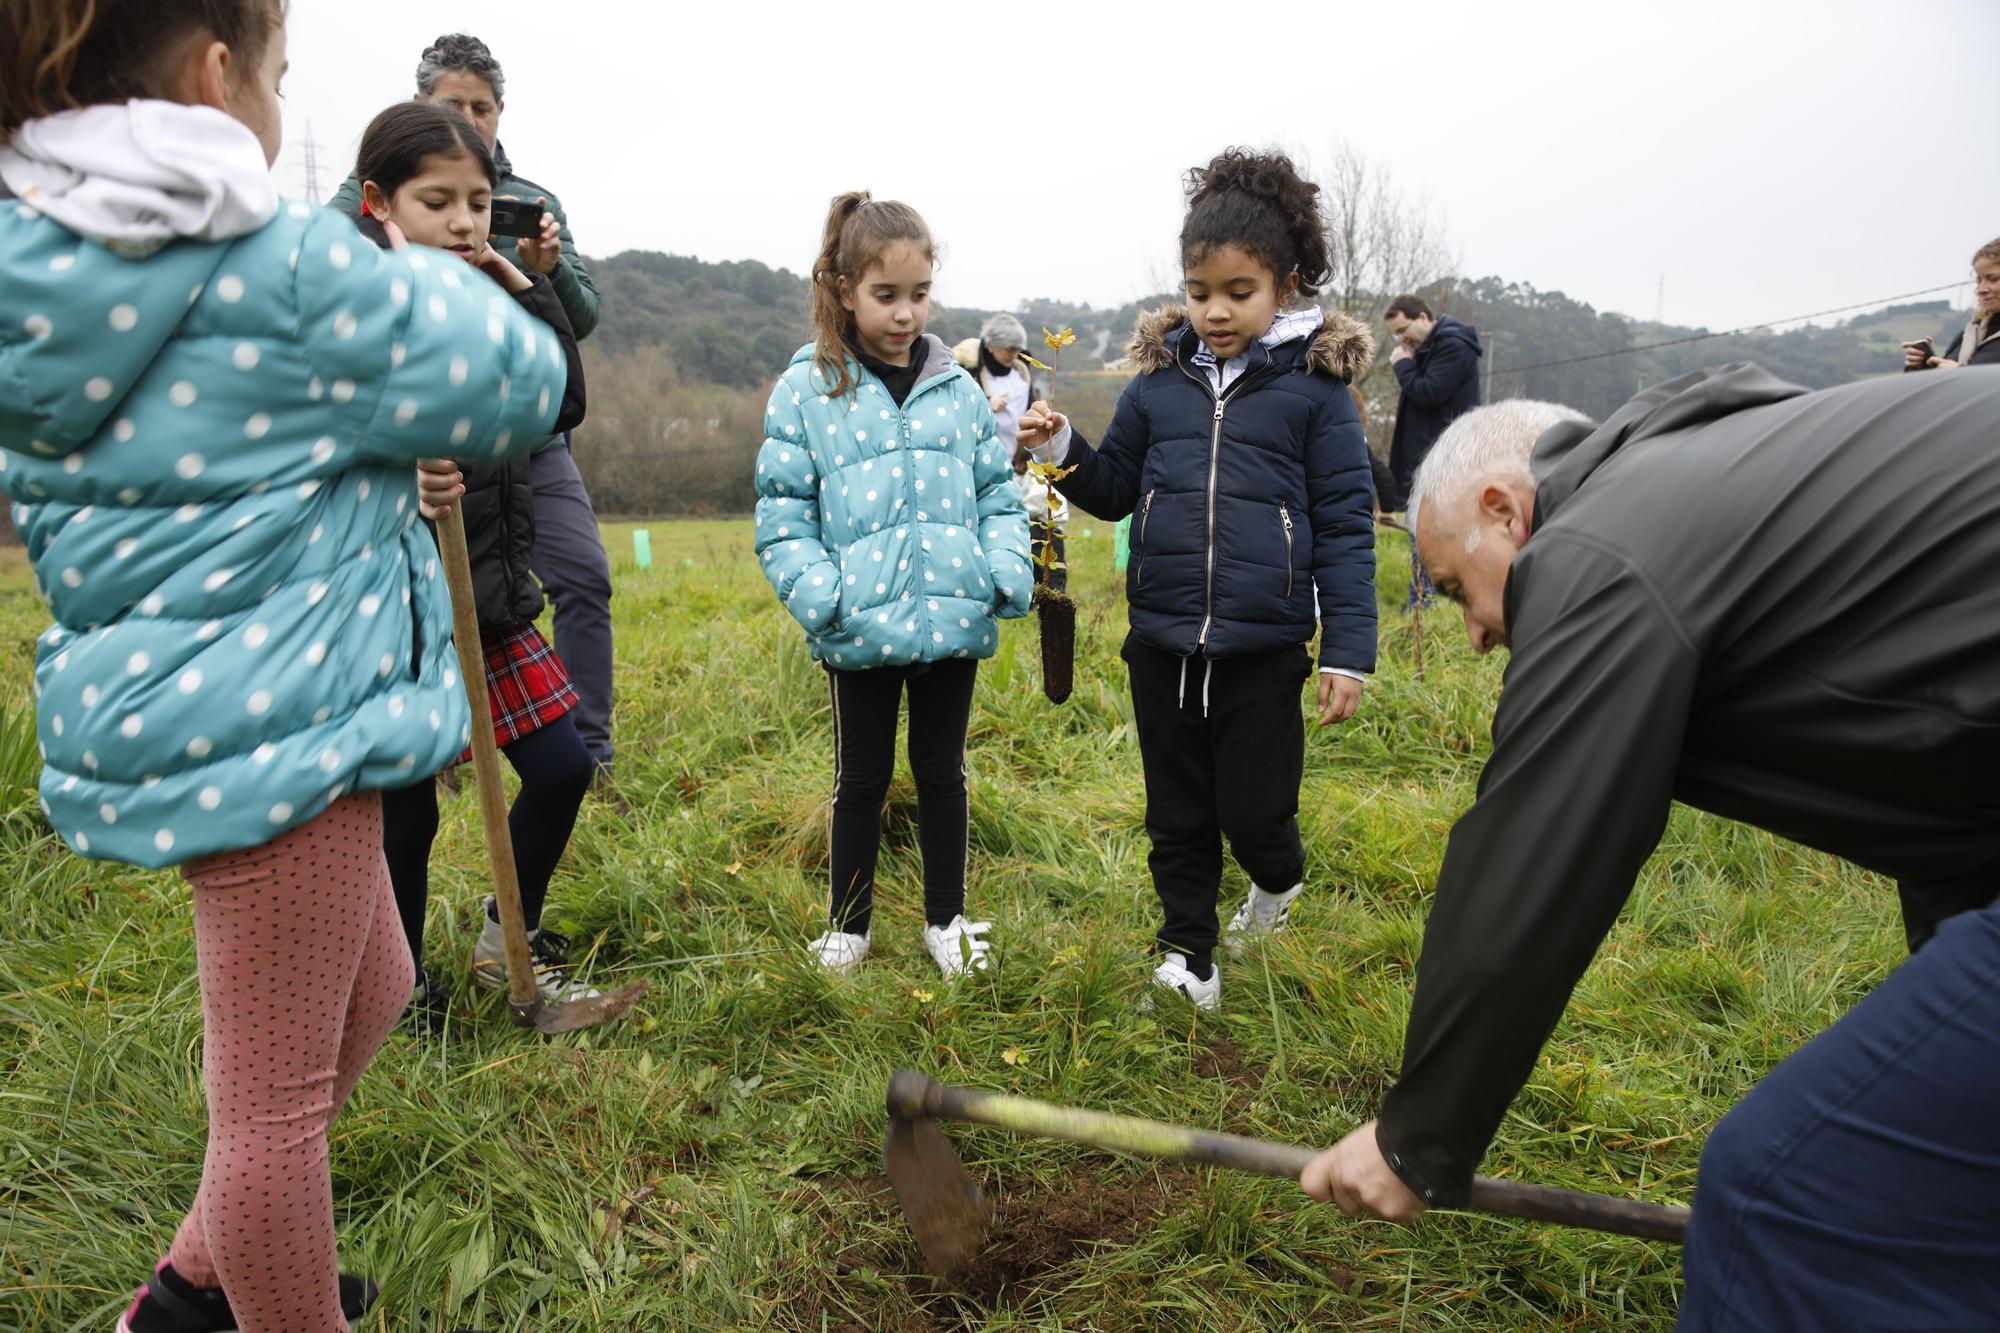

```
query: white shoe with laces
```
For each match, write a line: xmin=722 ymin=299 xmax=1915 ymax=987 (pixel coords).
xmin=1224 ymin=881 xmax=1303 ymax=957
xmin=922 ymin=915 xmax=993 ymax=978
xmin=1149 ymin=951 xmax=1221 ymax=1011
xmin=811 ymin=928 xmax=872 ymax=974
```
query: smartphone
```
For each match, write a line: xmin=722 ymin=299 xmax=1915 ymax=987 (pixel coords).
xmin=488 ymin=198 xmax=544 ymax=240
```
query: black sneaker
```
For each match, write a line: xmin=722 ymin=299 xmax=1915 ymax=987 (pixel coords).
xmin=117 ymin=1260 xmax=377 ymax=1331
xmin=404 ymin=965 xmax=451 ymax=1038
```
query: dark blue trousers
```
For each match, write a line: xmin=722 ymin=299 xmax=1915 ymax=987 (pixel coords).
xmin=1678 ymin=897 xmax=2000 ymax=1329
xmin=529 ymin=444 xmax=616 ymax=768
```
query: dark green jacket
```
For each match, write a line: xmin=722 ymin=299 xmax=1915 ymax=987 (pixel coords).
xmin=329 ymin=141 xmax=600 ymax=340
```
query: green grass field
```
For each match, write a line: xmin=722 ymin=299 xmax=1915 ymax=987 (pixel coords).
xmin=0 ymin=519 xmax=1901 ymax=1331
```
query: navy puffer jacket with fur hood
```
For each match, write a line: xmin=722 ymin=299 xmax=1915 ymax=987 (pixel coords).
xmin=1058 ymin=307 xmax=1378 ymax=672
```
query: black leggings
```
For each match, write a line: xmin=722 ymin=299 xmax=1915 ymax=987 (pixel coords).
xmin=381 ymin=711 xmax=595 ymax=964
xmin=826 ymin=659 xmax=977 ymax=935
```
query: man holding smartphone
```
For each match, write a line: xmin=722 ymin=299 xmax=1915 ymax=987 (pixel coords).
xmin=332 ymin=34 xmax=624 ymax=807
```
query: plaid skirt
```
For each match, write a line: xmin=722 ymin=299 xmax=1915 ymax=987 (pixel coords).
xmin=459 ymin=623 xmax=577 ymax=759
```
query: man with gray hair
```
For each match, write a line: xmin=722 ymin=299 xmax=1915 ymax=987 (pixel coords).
xmin=331 ymin=35 xmax=621 ymax=801
xmin=1299 ymin=364 xmax=2000 ymax=1325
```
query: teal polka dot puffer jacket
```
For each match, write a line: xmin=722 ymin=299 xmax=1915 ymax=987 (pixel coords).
xmin=753 ymin=336 xmax=1033 ymax=670
xmin=0 ymin=198 xmax=568 ymax=867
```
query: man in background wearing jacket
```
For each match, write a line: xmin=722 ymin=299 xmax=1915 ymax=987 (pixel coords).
xmin=1301 ymin=366 xmax=2000 ymax=1328
xmin=1384 ymin=295 xmax=1482 ymax=608
xmin=331 ymin=34 xmax=623 ymax=803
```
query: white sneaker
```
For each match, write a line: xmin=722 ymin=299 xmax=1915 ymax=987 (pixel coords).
xmin=811 ymin=928 xmax=872 ymax=974
xmin=471 ymin=902 xmax=604 ymax=1003
xmin=1224 ymin=881 xmax=1303 ymax=957
xmin=1149 ymin=952 xmax=1221 ymax=1011
xmin=922 ymin=915 xmax=993 ymax=978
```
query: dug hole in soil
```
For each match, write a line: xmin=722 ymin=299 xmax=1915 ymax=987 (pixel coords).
xmin=941 ymin=1162 xmax=1199 ymax=1306
xmin=800 ymin=1162 xmax=1196 ymax=1318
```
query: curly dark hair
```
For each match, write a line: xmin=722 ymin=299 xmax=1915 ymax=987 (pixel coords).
xmin=416 ymin=32 xmax=504 ymax=102
xmin=1180 ymin=148 xmax=1332 ymax=299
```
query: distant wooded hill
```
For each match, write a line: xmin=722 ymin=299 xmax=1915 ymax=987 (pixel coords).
xmin=569 ymin=248 xmax=1971 ymax=516
xmin=589 ymin=248 xmax=1966 ymax=407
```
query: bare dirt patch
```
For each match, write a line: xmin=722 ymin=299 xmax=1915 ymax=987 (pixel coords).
xmin=791 ymin=1162 xmax=1200 ymax=1323
xmin=939 ymin=1163 xmax=1197 ymax=1307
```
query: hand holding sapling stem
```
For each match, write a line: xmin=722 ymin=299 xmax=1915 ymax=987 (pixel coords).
xmin=1017 ymin=401 xmax=1066 ymax=454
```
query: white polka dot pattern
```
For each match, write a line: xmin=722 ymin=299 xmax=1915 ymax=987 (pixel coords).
xmin=10 ymin=202 xmax=547 ymax=868
xmin=749 ymin=347 xmax=1032 ymax=670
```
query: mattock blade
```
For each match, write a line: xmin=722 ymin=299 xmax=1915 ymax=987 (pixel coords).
xmin=885 ymin=1115 xmax=991 ymax=1276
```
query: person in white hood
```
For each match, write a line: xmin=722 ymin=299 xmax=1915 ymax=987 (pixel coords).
xmin=0 ymin=4 xmax=553 ymax=1330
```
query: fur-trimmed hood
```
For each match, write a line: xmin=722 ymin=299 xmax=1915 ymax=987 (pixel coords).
xmin=1125 ymin=304 xmax=1375 ymax=382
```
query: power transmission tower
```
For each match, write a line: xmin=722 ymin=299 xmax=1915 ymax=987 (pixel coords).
xmin=301 ymin=121 xmax=322 ymax=201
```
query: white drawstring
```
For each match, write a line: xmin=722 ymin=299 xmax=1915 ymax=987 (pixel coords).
xmin=1175 ymin=655 xmax=1216 ymax=716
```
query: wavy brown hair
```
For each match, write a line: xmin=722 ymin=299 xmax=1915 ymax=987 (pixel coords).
xmin=1 ymin=0 xmax=285 ymax=140
xmin=809 ymin=190 xmax=934 ymax=398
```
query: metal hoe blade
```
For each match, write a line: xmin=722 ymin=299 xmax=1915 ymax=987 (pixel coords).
xmin=885 ymin=1114 xmax=991 ymax=1276
xmin=515 ymin=979 xmax=651 ymax=1034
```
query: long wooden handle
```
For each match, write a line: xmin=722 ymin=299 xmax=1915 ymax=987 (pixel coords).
xmin=434 ymin=504 xmax=542 ymax=1015
xmin=888 ymin=1071 xmax=1688 ymax=1244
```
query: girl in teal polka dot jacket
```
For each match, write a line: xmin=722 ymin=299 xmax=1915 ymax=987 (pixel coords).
xmin=753 ymin=192 xmax=1033 ymax=979
xmin=0 ymin=4 xmax=563 ymax=1331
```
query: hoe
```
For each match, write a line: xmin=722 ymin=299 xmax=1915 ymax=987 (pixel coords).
xmin=884 ymin=1068 xmax=1688 ymax=1276
xmin=438 ymin=504 xmax=647 ymax=1033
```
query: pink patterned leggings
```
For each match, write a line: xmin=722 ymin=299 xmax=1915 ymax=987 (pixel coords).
xmin=164 ymin=794 xmax=413 ymax=1333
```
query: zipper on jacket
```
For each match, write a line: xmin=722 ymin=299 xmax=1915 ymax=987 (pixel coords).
xmin=1200 ymin=400 xmax=1223 ymax=643
xmin=1279 ymin=502 xmax=1294 ymax=599
xmin=1174 ymin=344 xmax=1272 ymax=648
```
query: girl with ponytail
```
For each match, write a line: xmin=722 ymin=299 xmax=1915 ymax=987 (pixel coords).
xmin=753 ymin=191 xmax=1033 ymax=979
xmin=1017 ymin=148 xmax=1379 ymax=1012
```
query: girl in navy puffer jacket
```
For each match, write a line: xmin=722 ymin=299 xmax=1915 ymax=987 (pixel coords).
xmin=1019 ymin=149 xmax=1377 ymax=1012
xmin=753 ymin=193 xmax=1032 ymax=980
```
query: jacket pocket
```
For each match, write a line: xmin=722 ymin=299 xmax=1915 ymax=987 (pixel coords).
xmin=1279 ymin=502 xmax=1294 ymax=600
xmin=1136 ymin=488 xmax=1156 ymax=587
xmin=407 ymin=532 xmax=432 ymax=680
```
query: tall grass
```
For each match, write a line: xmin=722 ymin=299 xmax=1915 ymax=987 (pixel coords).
xmin=0 ymin=520 xmax=1900 ymax=1330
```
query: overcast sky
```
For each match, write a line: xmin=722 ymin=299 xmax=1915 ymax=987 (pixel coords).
xmin=279 ymin=0 xmax=1997 ymax=333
